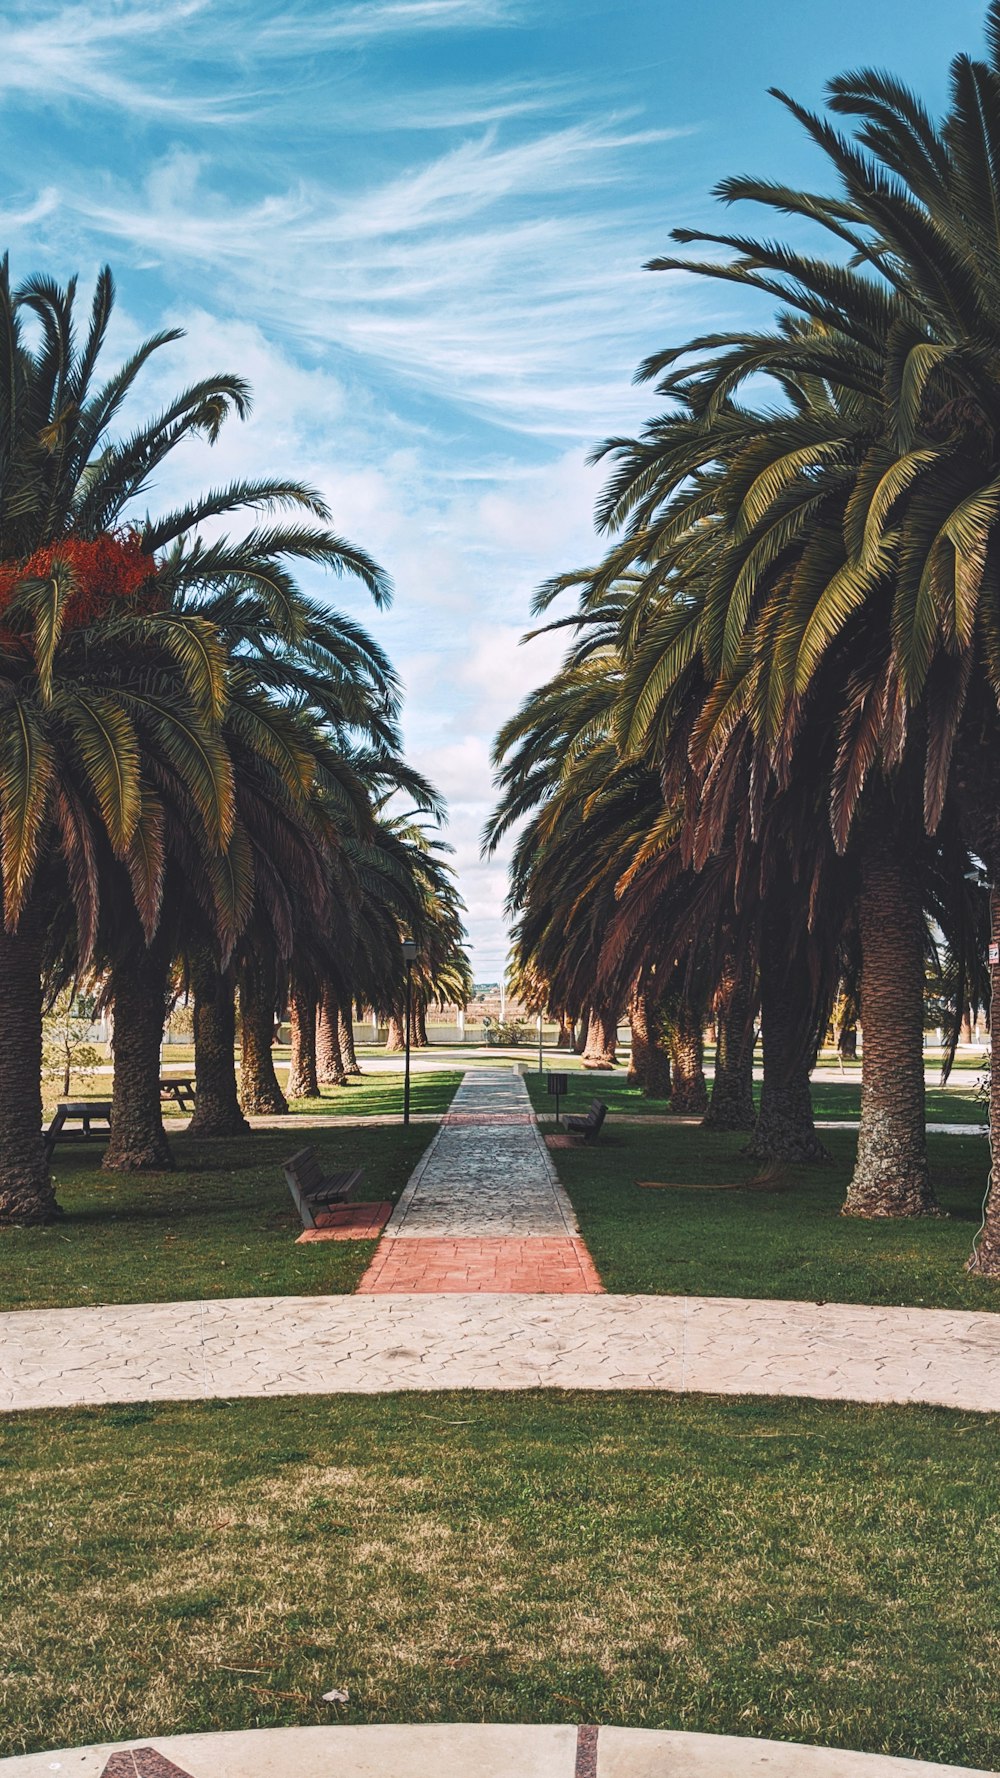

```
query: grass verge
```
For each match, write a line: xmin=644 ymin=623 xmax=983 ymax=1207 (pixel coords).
xmin=0 ymin=1125 xmax=437 ymax=1312
xmin=524 ymin=1074 xmax=984 ymax=1126
xmin=274 ymin=1070 xmax=462 ymax=1119
xmin=2 ymin=1392 xmax=997 ymax=1767
xmin=537 ymin=1117 xmax=999 ymax=1311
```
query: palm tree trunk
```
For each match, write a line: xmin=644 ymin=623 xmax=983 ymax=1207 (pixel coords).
xmin=704 ymin=952 xmax=756 ymax=1131
xmin=573 ymin=1015 xmax=588 ymax=1055
xmin=627 ymin=987 xmax=649 ymax=1086
xmin=582 ymin=1004 xmax=617 ymax=1069
xmin=317 ymin=986 xmax=348 ymax=1084
xmin=627 ymin=981 xmax=671 ymax=1098
xmin=188 ymin=953 xmax=248 ymax=1137
xmin=384 ymin=1010 xmax=405 ymax=1053
xmin=844 ymin=834 xmax=939 ymax=1217
xmin=669 ymin=1000 xmax=708 ymax=1114
xmin=339 ymin=1002 xmax=362 ymax=1074
xmin=239 ymin=953 xmax=288 ymax=1114
xmin=105 ymin=930 xmax=174 ymax=1170
xmin=556 ymin=1014 xmax=573 ymax=1050
xmin=745 ymin=916 xmax=829 ymax=1166
xmin=969 ymin=881 xmax=1000 ymax=1272
xmin=0 ymin=900 xmax=58 ymax=1224
xmin=287 ymin=984 xmax=320 ymax=1100
xmin=838 ymin=1022 xmax=858 ymax=1061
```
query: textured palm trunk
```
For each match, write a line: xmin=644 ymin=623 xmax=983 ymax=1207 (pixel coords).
xmin=287 ymin=985 xmax=320 ymax=1100
xmin=745 ymin=916 xmax=828 ymax=1165
xmin=384 ymin=1010 xmax=405 ymax=1053
xmin=668 ymin=1000 xmax=708 ymax=1114
xmin=239 ymin=954 xmax=288 ymax=1115
xmin=581 ymin=1004 xmax=617 ymax=1069
xmin=413 ymin=1001 xmax=429 ymax=1048
xmin=838 ymin=1022 xmax=858 ymax=1061
xmin=188 ymin=953 xmax=248 ymax=1137
xmin=627 ymin=987 xmax=650 ymax=1086
xmin=105 ymin=930 xmax=174 ymax=1171
xmin=627 ymin=982 xmax=671 ymax=1098
xmin=844 ymin=835 xmax=938 ymax=1217
xmin=704 ymin=952 xmax=756 ymax=1131
xmin=339 ymin=1003 xmax=362 ymax=1074
xmin=573 ymin=1016 xmax=588 ymax=1055
xmin=556 ymin=1015 xmax=573 ymax=1050
xmin=317 ymin=986 xmax=348 ymax=1084
xmin=0 ymin=901 xmax=58 ymax=1223
xmin=969 ymin=882 xmax=1000 ymax=1273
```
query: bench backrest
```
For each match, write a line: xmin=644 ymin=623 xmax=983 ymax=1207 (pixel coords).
xmin=283 ymin=1147 xmax=321 ymax=1228
xmin=589 ymin=1100 xmax=608 ymax=1131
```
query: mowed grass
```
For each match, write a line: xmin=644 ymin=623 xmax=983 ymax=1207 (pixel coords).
xmin=525 ymin=1072 xmax=984 ymax=1126
xmin=535 ymin=1112 xmax=1000 ymax=1310
xmin=2 ymin=1393 xmax=998 ymax=1766
xmin=274 ymin=1069 xmax=462 ymax=1119
xmin=0 ymin=1124 xmax=439 ymax=1312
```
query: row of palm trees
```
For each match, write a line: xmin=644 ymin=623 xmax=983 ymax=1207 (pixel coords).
xmin=0 ymin=262 xmax=469 ymax=1227
xmin=489 ymin=2 xmax=1000 ymax=1274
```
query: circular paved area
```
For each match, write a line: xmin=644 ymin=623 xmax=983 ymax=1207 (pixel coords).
xmin=1 ymin=1726 xmax=994 ymax=1778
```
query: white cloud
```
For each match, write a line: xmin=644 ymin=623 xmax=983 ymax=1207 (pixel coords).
xmin=40 ymin=118 xmax=699 ymax=438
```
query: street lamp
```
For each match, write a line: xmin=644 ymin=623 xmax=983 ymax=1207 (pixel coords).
xmin=401 ymin=937 xmax=418 ymax=1126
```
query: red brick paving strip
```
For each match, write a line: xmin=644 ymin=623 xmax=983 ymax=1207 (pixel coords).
xmin=442 ymin=1111 xmax=535 ymax=1124
xmin=102 ymin=1751 xmax=195 ymax=1778
xmin=358 ymin=1235 xmax=604 ymax=1293
xmin=296 ymin=1201 xmax=393 ymax=1243
xmin=575 ymin=1725 xmax=599 ymax=1778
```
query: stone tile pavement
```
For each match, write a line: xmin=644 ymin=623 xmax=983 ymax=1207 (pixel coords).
xmin=0 ymin=1724 xmax=993 ymax=1777
xmin=3 ymin=1290 xmax=999 ymax=1413
xmin=357 ymin=1067 xmax=594 ymax=1292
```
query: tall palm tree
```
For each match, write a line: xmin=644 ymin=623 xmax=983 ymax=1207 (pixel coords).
xmin=611 ymin=8 xmax=1000 ymax=1245
xmin=0 ymin=261 xmax=392 ymax=1214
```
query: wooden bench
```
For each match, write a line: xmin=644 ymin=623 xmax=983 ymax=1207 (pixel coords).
xmin=283 ymin=1146 xmax=364 ymax=1230
xmin=160 ymin=1075 xmax=197 ymax=1113
xmin=565 ymin=1098 xmax=608 ymax=1144
xmin=43 ymin=1100 xmax=113 ymax=1159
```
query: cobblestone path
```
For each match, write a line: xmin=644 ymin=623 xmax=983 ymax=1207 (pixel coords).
xmin=357 ymin=1068 xmax=603 ymax=1293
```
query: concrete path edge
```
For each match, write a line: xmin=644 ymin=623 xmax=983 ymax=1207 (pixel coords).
xmin=0 ymin=1725 xmax=994 ymax=1778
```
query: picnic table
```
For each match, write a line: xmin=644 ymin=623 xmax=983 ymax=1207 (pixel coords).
xmin=160 ymin=1075 xmax=197 ymax=1112
xmin=44 ymin=1100 xmax=113 ymax=1158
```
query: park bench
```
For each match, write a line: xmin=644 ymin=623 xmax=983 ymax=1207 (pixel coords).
xmin=565 ymin=1098 xmax=608 ymax=1144
xmin=160 ymin=1075 xmax=197 ymax=1113
xmin=43 ymin=1100 xmax=113 ymax=1159
xmin=282 ymin=1146 xmax=364 ymax=1230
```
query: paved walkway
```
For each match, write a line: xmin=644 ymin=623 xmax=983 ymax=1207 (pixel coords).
xmin=3 ymin=1290 xmax=999 ymax=1413
xmin=357 ymin=1069 xmax=602 ymax=1293
xmin=2 ymin=1723 xmax=993 ymax=1777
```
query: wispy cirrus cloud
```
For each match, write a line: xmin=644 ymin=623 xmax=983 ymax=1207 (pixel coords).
xmin=27 ymin=116 xmax=699 ymax=437
xmin=255 ymin=0 xmax=520 ymax=50
xmin=0 ymin=0 xmax=522 ymax=123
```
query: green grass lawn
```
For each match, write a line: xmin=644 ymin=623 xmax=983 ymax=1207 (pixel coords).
xmin=525 ymin=1073 xmax=984 ymax=1125
xmin=274 ymin=1069 xmax=462 ymax=1118
xmin=542 ymin=1120 xmax=999 ymax=1310
xmin=2 ymin=1392 xmax=997 ymax=1767
xmin=0 ymin=1124 xmax=438 ymax=1312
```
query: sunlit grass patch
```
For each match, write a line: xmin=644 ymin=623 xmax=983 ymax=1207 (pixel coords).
xmin=0 ymin=1123 xmax=440 ymax=1311
xmin=2 ymin=1393 xmax=998 ymax=1766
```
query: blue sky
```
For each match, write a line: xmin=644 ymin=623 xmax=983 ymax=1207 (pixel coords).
xmin=0 ymin=0 xmax=989 ymax=978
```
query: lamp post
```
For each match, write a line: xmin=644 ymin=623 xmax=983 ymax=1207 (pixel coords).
xmin=402 ymin=937 xmax=418 ymax=1126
